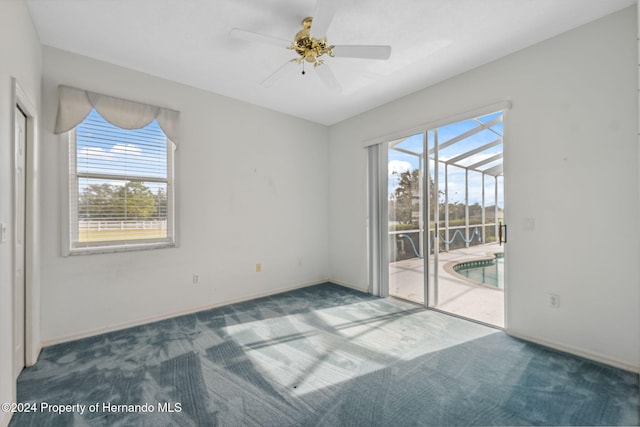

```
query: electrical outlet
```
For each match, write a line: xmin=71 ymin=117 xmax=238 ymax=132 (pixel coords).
xmin=192 ymin=274 xmax=200 ymax=284
xmin=256 ymin=263 xmax=262 ymax=273
xmin=548 ymin=293 xmax=559 ymax=309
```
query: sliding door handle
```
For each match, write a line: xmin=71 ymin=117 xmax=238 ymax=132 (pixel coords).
xmin=499 ymin=223 xmax=507 ymax=245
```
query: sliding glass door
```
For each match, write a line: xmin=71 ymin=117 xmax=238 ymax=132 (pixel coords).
xmin=387 ymin=133 xmax=426 ymax=304
xmin=383 ymin=110 xmax=506 ymax=327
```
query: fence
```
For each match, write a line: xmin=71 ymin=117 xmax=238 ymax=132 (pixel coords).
xmin=79 ymin=220 xmax=167 ymax=232
xmin=390 ymin=223 xmax=499 ymax=262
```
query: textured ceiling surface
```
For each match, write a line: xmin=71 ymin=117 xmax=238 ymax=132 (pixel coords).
xmin=27 ymin=0 xmax=635 ymax=125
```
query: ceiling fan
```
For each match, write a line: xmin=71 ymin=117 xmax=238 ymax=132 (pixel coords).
xmin=230 ymin=0 xmax=392 ymax=92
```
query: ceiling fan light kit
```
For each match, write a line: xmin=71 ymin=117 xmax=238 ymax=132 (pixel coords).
xmin=290 ymin=17 xmax=335 ymax=69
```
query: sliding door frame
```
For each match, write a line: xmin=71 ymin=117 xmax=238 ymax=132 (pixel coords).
xmin=367 ymin=144 xmax=389 ymax=297
xmin=366 ymin=100 xmax=511 ymax=319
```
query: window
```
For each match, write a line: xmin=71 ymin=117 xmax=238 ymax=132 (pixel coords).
xmin=55 ymin=86 xmax=179 ymax=254
xmin=68 ymin=110 xmax=175 ymax=253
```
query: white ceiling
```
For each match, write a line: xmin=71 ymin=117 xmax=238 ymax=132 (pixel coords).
xmin=26 ymin=0 xmax=635 ymax=126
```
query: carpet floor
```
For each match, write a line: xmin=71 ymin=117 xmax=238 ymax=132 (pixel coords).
xmin=10 ymin=283 xmax=640 ymax=426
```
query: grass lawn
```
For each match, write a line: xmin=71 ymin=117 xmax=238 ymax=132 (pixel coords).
xmin=78 ymin=229 xmax=167 ymax=242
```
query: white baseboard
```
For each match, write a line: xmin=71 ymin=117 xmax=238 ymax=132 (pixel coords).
xmin=26 ymin=342 xmax=42 ymax=368
xmin=329 ymin=279 xmax=369 ymax=293
xmin=506 ymin=329 xmax=639 ymax=374
xmin=41 ymin=279 xmax=330 ymax=347
xmin=1 ymin=411 xmax=11 ymax=427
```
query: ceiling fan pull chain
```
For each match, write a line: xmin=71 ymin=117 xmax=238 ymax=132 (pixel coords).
xmin=302 ymin=62 xmax=306 ymax=76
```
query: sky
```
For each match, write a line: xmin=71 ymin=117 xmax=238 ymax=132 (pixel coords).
xmin=75 ymin=109 xmax=168 ymax=194
xmin=388 ymin=111 xmax=504 ymax=208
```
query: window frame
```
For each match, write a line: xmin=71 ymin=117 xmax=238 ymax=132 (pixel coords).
xmin=61 ymin=116 xmax=177 ymax=256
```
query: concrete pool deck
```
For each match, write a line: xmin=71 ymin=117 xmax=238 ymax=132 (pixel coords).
xmin=389 ymin=242 xmax=505 ymax=327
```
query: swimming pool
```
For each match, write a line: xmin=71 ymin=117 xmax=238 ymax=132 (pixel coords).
xmin=452 ymin=253 xmax=504 ymax=289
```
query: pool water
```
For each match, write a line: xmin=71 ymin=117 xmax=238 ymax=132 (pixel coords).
xmin=454 ymin=255 xmax=504 ymax=288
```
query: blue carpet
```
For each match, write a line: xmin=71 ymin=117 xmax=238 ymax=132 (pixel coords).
xmin=10 ymin=283 xmax=639 ymax=426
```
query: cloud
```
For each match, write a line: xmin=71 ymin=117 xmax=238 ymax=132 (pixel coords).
xmin=78 ymin=144 xmax=143 ymax=164
xmin=388 ymin=160 xmax=413 ymax=176
xmin=77 ymin=146 xmax=113 ymax=163
xmin=111 ymin=144 xmax=143 ymax=156
xmin=77 ymin=143 xmax=148 ymax=177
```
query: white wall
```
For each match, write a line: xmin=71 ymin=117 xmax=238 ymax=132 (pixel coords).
xmin=40 ymin=47 xmax=329 ymax=343
xmin=329 ymin=7 xmax=640 ymax=371
xmin=0 ymin=1 xmax=41 ymax=425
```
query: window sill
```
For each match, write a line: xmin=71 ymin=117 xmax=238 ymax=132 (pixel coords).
xmin=65 ymin=241 xmax=176 ymax=256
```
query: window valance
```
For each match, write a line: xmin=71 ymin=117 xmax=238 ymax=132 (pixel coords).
xmin=54 ymin=85 xmax=180 ymax=143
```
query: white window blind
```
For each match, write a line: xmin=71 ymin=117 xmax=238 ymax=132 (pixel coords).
xmin=68 ymin=108 xmax=175 ymax=253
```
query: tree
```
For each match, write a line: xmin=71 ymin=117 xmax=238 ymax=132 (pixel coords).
xmin=391 ymin=168 xmax=441 ymax=225
xmin=392 ymin=169 xmax=420 ymax=224
xmin=154 ymin=187 xmax=167 ymax=218
xmin=114 ymin=181 xmax=156 ymax=219
xmin=79 ymin=181 xmax=160 ymax=220
xmin=79 ymin=183 xmax=117 ymax=219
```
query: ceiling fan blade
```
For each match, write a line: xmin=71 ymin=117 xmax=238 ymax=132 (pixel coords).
xmin=230 ymin=28 xmax=291 ymax=49
xmin=310 ymin=0 xmax=339 ymax=39
xmin=260 ymin=61 xmax=296 ymax=88
xmin=332 ymin=45 xmax=392 ymax=60
xmin=315 ymin=64 xmax=341 ymax=93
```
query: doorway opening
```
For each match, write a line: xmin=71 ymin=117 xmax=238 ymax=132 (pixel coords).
xmin=386 ymin=111 xmax=506 ymax=327
xmin=11 ymin=78 xmax=39 ymax=380
xmin=14 ymin=104 xmax=27 ymax=379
